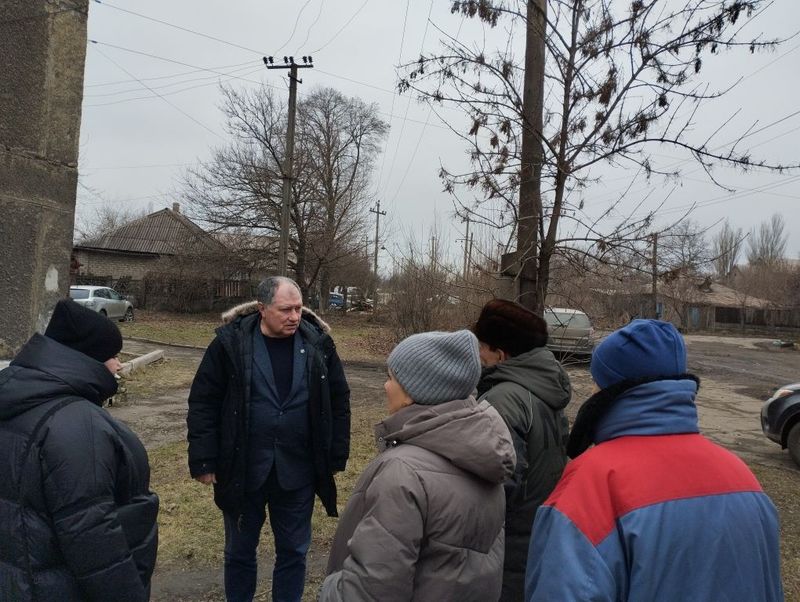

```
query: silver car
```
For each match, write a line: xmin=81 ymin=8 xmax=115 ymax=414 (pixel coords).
xmin=69 ymin=286 xmax=134 ymax=322
xmin=544 ymin=307 xmax=594 ymax=359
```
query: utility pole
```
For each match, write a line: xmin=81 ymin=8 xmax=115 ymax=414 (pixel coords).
xmin=429 ymin=235 xmax=438 ymax=269
xmin=651 ymin=232 xmax=659 ymax=319
xmin=264 ymin=55 xmax=314 ymax=276
xmin=468 ymin=232 xmax=474 ymax=278
xmin=461 ymin=215 xmax=471 ymax=279
xmin=514 ymin=0 xmax=547 ymax=313
xmin=369 ymin=200 xmax=386 ymax=276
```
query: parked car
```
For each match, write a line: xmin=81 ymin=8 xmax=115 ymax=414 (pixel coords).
xmin=761 ymin=383 xmax=800 ymax=467
xmin=328 ymin=292 xmax=346 ymax=310
xmin=544 ymin=307 xmax=595 ymax=359
xmin=69 ymin=286 xmax=134 ymax=322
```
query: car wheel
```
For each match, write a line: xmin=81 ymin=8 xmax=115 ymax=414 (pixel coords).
xmin=121 ymin=307 xmax=134 ymax=323
xmin=99 ymin=309 xmax=108 ymax=317
xmin=787 ymin=422 xmax=800 ymax=468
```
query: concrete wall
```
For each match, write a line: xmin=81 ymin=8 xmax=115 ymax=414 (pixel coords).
xmin=74 ymin=249 xmax=163 ymax=281
xmin=0 ymin=1 xmax=89 ymax=358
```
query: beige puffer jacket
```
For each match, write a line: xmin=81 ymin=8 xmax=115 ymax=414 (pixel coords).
xmin=321 ymin=397 xmax=516 ymax=602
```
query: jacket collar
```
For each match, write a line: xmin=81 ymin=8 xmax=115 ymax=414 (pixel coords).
xmin=567 ymin=374 xmax=700 ymax=458
xmin=0 ymin=334 xmax=117 ymax=419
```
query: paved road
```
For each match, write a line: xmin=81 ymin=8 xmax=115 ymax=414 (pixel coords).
xmin=680 ymin=335 xmax=800 ymax=470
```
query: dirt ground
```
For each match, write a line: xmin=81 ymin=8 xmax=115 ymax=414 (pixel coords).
xmin=114 ymin=333 xmax=800 ymax=600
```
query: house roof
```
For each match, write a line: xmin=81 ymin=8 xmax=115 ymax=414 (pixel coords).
xmin=595 ymin=279 xmax=775 ymax=309
xmin=76 ymin=208 xmax=226 ymax=256
xmin=655 ymin=279 xmax=773 ymax=309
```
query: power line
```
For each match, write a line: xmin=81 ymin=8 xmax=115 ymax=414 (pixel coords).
xmin=310 ymin=0 xmax=370 ymax=54
xmin=295 ymin=0 xmax=326 ymax=55
xmin=82 ymin=162 xmax=196 ymax=171
xmin=85 ymin=40 xmax=446 ymax=130
xmin=374 ymin=0 xmax=410 ymax=198
xmin=91 ymin=0 xmax=266 ymax=55
xmin=381 ymin=0 xmax=415 ymax=199
xmin=84 ymin=63 xmax=262 ymax=98
xmin=90 ymin=0 xmax=451 ymax=117
xmin=84 ymin=66 xmax=265 ymax=107
xmin=91 ymin=44 xmax=223 ymax=139
xmin=273 ymin=0 xmax=314 ymax=54
xmin=88 ymin=40 xmax=263 ymax=82
xmin=387 ymin=0 xmax=436 ymax=204
xmin=84 ymin=59 xmax=257 ymax=88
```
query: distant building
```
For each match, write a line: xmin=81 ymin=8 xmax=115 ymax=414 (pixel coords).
xmin=73 ymin=204 xmax=228 ymax=281
xmin=598 ymin=276 xmax=800 ymax=333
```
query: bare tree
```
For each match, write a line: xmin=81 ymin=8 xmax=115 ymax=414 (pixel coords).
xmin=746 ymin=213 xmax=787 ymax=267
xmin=400 ymin=0 xmax=794 ymax=313
xmin=659 ymin=220 xmax=711 ymax=275
xmin=711 ymin=219 xmax=744 ymax=281
xmin=74 ymin=203 xmax=147 ymax=244
xmin=183 ymin=85 xmax=387 ymax=298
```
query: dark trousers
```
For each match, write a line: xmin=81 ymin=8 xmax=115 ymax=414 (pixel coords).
xmin=223 ymin=470 xmax=315 ymax=602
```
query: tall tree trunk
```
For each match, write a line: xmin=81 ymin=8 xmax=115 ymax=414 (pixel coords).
xmin=516 ymin=0 xmax=547 ymax=314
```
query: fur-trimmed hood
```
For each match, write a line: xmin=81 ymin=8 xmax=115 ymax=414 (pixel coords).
xmin=220 ymin=300 xmax=331 ymax=333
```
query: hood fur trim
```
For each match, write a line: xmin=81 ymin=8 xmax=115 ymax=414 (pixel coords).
xmin=220 ymin=300 xmax=330 ymax=333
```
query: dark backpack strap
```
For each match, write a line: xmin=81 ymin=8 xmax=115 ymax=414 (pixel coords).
xmin=16 ymin=397 xmax=85 ymax=491
xmin=15 ymin=396 xmax=85 ymax=588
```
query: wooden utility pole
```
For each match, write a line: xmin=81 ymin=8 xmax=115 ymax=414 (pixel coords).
xmin=461 ymin=215 xmax=471 ymax=279
xmin=264 ymin=55 xmax=314 ymax=276
xmin=651 ymin=232 xmax=659 ymax=318
xmin=369 ymin=200 xmax=386 ymax=276
xmin=515 ymin=0 xmax=547 ymax=312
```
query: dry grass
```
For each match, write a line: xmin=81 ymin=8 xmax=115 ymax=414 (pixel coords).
xmin=119 ymin=357 xmax=198 ymax=400
xmin=149 ymin=441 xmax=225 ymax=567
xmin=132 ymin=314 xmax=800 ymax=600
xmin=750 ymin=463 xmax=800 ymax=601
xmin=148 ymin=398 xmax=387 ymax=601
xmin=120 ymin=310 xmax=219 ymax=347
xmin=119 ymin=309 xmax=393 ymax=364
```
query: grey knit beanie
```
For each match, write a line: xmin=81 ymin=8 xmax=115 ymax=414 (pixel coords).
xmin=387 ymin=330 xmax=481 ymax=405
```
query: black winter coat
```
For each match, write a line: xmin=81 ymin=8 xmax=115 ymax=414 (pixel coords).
xmin=476 ymin=347 xmax=571 ymax=602
xmin=187 ymin=304 xmax=351 ymax=517
xmin=0 ymin=334 xmax=159 ymax=602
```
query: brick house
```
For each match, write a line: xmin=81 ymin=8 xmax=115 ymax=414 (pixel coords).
xmin=73 ymin=204 xmax=228 ymax=280
xmin=73 ymin=204 xmax=250 ymax=309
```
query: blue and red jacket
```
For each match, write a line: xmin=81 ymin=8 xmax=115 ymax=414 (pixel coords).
xmin=525 ymin=379 xmax=783 ymax=601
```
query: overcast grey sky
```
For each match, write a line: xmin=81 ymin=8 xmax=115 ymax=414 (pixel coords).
xmin=77 ymin=0 xmax=800 ymax=270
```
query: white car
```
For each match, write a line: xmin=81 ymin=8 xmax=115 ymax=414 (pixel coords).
xmin=544 ymin=307 xmax=595 ymax=359
xmin=69 ymin=286 xmax=134 ymax=322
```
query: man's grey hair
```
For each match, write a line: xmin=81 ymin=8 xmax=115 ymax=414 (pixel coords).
xmin=256 ymin=276 xmax=302 ymax=306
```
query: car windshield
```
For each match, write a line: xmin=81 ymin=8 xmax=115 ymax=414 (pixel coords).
xmin=546 ymin=311 xmax=591 ymax=329
xmin=69 ymin=288 xmax=90 ymax=300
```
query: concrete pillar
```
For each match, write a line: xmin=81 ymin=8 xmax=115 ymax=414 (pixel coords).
xmin=0 ymin=0 xmax=89 ymax=358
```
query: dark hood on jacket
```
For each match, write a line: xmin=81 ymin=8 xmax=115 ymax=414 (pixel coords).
xmin=478 ymin=346 xmax=571 ymax=410
xmin=0 ymin=333 xmax=118 ymax=420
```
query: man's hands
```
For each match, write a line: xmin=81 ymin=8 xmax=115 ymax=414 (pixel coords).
xmin=194 ymin=473 xmax=217 ymax=485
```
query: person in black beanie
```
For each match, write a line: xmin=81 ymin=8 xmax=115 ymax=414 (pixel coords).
xmin=471 ymin=298 xmax=572 ymax=602
xmin=0 ymin=299 xmax=158 ymax=602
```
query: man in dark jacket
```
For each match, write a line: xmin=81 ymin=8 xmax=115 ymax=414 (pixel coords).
xmin=0 ymin=299 xmax=159 ymax=602
xmin=472 ymin=299 xmax=571 ymax=601
xmin=187 ymin=276 xmax=351 ymax=602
